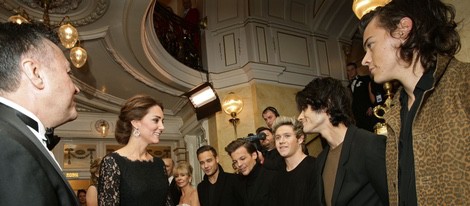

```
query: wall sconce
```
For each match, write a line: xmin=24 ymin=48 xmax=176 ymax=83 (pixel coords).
xmin=222 ymin=92 xmax=243 ymax=137
xmin=352 ymin=0 xmax=391 ymax=19
xmin=95 ymin=119 xmax=109 ymax=137
xmin=185 ymin=82 xmax=222 ymax=120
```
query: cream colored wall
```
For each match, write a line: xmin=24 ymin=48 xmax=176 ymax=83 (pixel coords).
xmin=253 ymin=82 xmax=302 ymax=126
xmin=211 ymin=84 xmax=256 ymax=172
xmin=445 ymin=0 xmax=470 ymax=63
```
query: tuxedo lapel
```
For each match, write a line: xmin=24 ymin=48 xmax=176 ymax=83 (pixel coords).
xmin=331 ymin=126 xmax=356 ymax=205
xmin=0 ymin=103 xmax=78 ymax=205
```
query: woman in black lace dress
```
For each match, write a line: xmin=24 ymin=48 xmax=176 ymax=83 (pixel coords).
xmin=98 ymin=95 xmax=171 ymax=206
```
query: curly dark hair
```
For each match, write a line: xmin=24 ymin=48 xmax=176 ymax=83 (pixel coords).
xmin=115 ymin=95 xmax=163 ymax=144
xmin=296 ymin=77 xmax=354 ymax=127
xmin=359 ymin=0 xmax=460 ymax=72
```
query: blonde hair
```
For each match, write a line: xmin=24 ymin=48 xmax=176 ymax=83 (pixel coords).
xmin=272 ymin=116 xmax=304 ymax=140
xmin=173 ymin=161 xmax=193 ymax=177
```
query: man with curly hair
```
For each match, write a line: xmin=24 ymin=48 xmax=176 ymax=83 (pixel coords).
xmin=360 ymin=0 xmax=470 ymax=204
xmin=296 ymin=77 xmax=388 ymax=205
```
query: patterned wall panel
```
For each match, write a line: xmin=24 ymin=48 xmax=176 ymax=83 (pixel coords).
xmin=290 ymin=1 xmax=306 ymax=24
xmin=278 ymin=32 xmax=310 ymax=66
xmin=268 ymin=0 xmax=285 ymax=19
xmin=256 ymin=26 xmax=268 ymax=63
xmin=223 ymin=33 xmax=237 ymax=66
xmin=217 ymin=0 xmax=238 ymax=22
xmin=316 ymin=39 xmax=331 ymax=75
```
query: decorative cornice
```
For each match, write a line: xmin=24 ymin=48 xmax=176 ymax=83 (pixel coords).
xmin=1 ymin=0 xmax=109 ymax=26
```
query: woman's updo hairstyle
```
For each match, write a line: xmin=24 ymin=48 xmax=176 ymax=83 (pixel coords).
xmin=115 ymin=95 xmax=163 ymax=144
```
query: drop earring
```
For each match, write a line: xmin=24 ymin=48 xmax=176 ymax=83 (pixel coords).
xmin=133 ymin=128 xmax=140 ymax=137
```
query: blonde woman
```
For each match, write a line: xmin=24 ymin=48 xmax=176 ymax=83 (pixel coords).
xmin=174 ymin=161 xmax=200 ymax=206
xmin=86 ymin=157 xmax=101 ymax=206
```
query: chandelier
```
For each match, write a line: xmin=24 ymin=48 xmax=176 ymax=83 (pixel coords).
xmin=7 ymin=0 xmax=87 ymax=68
xmin=352 ymin=0 xmax=391 ymax=19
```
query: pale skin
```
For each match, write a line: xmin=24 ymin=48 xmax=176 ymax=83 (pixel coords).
xmin=2 ymin=39 xmax=80 ymax=128
xmin=262 ymin=110 xmax=277 ymax=128
xmin=362 ymin=17 xmax=425 ymax=109
xmin=116 ymin=105 xmax=165 ymax=161
xmin=297 ymin=105 xmax=347 ymax=149
xmin=197 ymin=151 xmax=220 ymax=184
xmin=230 ymin=147 xmax=257 ymax=176
xmin=86 ymin=185 xmax=98 ymax=206
xmin=274 ymin=125 xmax=306 ymax=171
xmin=175 ymin=171 xmax=200 ymax=206
xmin=162 ymin=158 xmax=174 ymax=176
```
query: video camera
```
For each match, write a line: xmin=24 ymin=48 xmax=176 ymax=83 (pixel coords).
xmin=245 ymin=132 xmax=266 ymax=142
xmin=243 ymin=132 xmax=266 ymax=153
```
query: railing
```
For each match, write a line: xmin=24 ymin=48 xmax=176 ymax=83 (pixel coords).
xmin=153 ymin=2 xmax=203 ymax=71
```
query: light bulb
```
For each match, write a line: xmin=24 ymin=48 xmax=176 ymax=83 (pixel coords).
xmin=70 ymin=46 xmax=87 ymax=68
xmin=8 ymin=14 xmax=29 ymax=24
xmin=58 ymin=23 xmax=78 ymax=48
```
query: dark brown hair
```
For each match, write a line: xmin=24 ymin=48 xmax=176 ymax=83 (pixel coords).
xmin=359 ymin=0 xmax=460 ymax=72
xmin=296 ymin=77 xmax=354 ymax=127
xmin=225 ymin=138 xmax=257 ymax=156
xmin=115 ymin=95 xmax=163 ymax=144
xmin=196 ymin=145 xmax=218 ymax=157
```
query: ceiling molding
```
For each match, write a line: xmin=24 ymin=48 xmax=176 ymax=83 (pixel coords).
xmin=1 ymin=0 xmax=110 ymax=26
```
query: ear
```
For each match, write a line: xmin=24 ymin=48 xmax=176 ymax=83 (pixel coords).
xmin=215 ymin=156 xmax=219 ymax=163
xmin=298 ymin=134 xmax=305 ymax=144
xmin=252 ymin=151 xmax=258 ymax=160
xmin=21 ymin=58 xmax=45 ymax=89
xmin=130 ymin=119 xmax=141 ymax=129
xmin=396 ymin=17 xmax=413 ymax=39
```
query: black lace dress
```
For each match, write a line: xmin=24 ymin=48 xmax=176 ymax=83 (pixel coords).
xmin=98 ymin=152 xmax=170 ymax=206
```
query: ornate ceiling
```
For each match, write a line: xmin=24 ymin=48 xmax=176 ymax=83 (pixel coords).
xmin=0 ymin=0 xmax=363 ymax=118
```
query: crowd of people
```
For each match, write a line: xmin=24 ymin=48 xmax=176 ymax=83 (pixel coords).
xmin=1 ymin=0 xmax=468 ymax=205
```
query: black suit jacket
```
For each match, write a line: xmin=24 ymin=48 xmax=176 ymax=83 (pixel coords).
xmin=197 ymin=165 xmax=241 ymax=206
xmin=169 ymin=177 xmax=181 ymax=205
xmin=313 ymin=125 xmax=388 ymax=206
xmin=0 ymin=103 xmax=79 ymax=206
xmin=350 ymin=75 xmax=375 ymax=131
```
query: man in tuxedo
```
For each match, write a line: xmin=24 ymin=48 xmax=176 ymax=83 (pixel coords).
xmin=163 ymin=157 xmax=181 ymax=205
xmin=0 ymin=22 xmax=80 ymax=205
xmin=346 ymin=62 xmax=375 ymax=131
xmin=196 ymin=145 xmax=241 ymax=206
xmin=296 ymin=77 xmax=388 ymax=205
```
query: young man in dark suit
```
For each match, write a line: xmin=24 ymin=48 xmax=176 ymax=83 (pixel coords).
xmin=296 ymin=77 xmax=388 ymax=206
xmin=196 ymin=145 xmax=241 ymax=206
xmin=0 ymin=22 xmax=80 ymax=205
xmin=225 ymin=138 xmax=278 ymax=206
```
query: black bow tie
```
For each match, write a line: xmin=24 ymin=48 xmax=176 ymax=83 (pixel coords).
xmin=15 ymin=111 xmax=60 ymax=151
